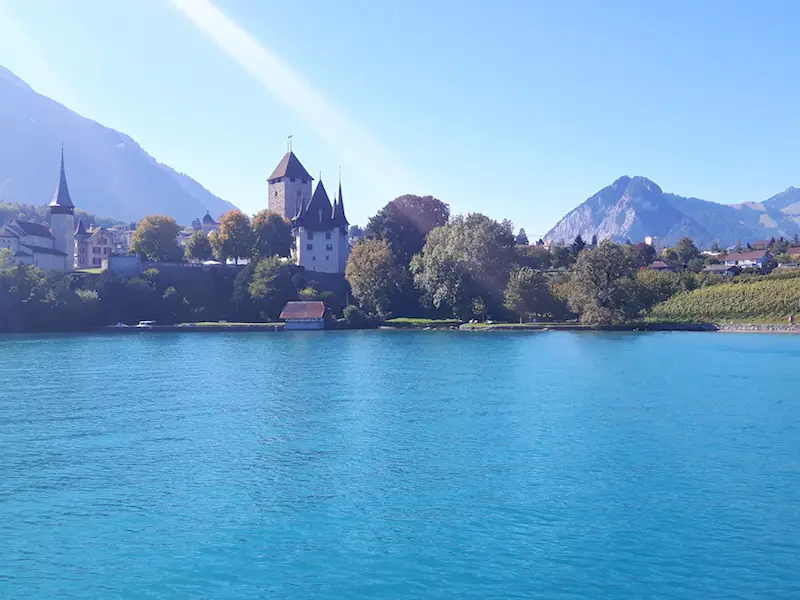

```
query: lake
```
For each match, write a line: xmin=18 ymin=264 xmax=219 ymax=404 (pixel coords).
xmin=1 ymin=331 xmax=798 ymax=599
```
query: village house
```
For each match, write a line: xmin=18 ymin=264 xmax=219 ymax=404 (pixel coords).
xmin=74 ymin=220 xmax=114 ymax=269
xmin=702 ymin=264 xmax=739 ymax=278
xmin=724 ymin=249 xmax=772 ymax=271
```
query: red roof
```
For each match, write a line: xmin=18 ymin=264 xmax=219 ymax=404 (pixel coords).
xmin=280 ymin=301 xmax=325 ymax=320
xmin=726 ymin=250 xmax=769 ymax=261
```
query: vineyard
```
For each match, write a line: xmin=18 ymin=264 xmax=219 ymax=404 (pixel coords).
xmin=650 ymin=273 xmax=800 ymax=322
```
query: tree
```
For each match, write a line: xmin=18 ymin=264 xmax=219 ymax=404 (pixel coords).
xmin=184 ymin=231 xmax=213 ymax=262
xmin=590 ymin=234 xmax=598 ymax=247
xmin=504 ymin=267 xmax=555 ymax=322
xmin=515 ymin=228 xmax=529 ymax=245
xmin=130 ymin=215 xmax=182 ymax=262
xmin=515 ymin=244 xmax=551 ymax=270
xmin=673 ymin=237 xmax=700 ymax=266
xmin=566 ymin=240 xmax=643 ymax=325
xmin=191 ymin=218 xmax=202 ymax=232
xmin=366 ymin=195 xmax=450 ymax=265
xmin=252 ymin=210 xmax=294 ymax=259
xmin=348 ymin=225 xmax=364 ymax=239
xmin=571 ymin=234 xmax=587 ymax=256
xmin=345 ymin=238 xmax=401 ymax=318
xmin=248 ymin=256 xmax=296 ymax=320
xmin=217 ymin=210 xmax=253 ymax=264
xmin=550 ymin=244 xmax=575 ymax=269
xmin=710 ymin=242 xmax=722 ymax=253
xmin=411 ymin=213 xmax=515 ymax=319
xmin=625 ymin=243 xmax=656 ymax=269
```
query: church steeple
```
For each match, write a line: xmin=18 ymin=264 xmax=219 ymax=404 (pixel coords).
xmin=49 ymin=146 xmax=75 ymax=215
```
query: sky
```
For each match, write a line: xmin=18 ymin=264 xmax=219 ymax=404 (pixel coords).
xmin=1 ymin=0 xmax=799 ymax=237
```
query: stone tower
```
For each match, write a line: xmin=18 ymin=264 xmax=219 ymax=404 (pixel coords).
xmin=49 ymin=148 xmax=75 ymax=271
xmin=267 ymin=151 xmax=313 ymax=219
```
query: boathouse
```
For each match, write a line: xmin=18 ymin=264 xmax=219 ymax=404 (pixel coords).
xmin=280 ymin=301 xmax=326 ymax=330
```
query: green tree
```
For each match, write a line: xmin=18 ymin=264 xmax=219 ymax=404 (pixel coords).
xmin=130 ymin=215 xmax=182 ymax=262
xmin=673 ymin=237 xmax=700 ymax=266
xmin=566 ymin=240 xmax=643 ymax=325
xmin=251 ymin=210 xmax=294 ymax=259
xmin=571 ymin=234 xmax=587 ymax=256
xmin=248 ymin=256 xmax=296 ymax=320
xmin=184 ymin=231 xmax=213 ymax=262
xmin=411 ymin=213 xmax=515 ymax=319
xmin=345 ymin=238 xmax=401 ymax=318
xmin=515 ymin=228 xmax=529 ymax=245
xmin=504 ymin=267 xmax=556 ymax=322
xmin=217 ymin=210 xmax=253 ymax=264
xmin=366 ymin=195 xmax=450 ymax=265
xmin=550 ymin=244 xmax=575 ymax=269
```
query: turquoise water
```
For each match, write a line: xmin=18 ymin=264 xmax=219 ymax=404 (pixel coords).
xmin=1 ymin=331 xmax=799 ymax=599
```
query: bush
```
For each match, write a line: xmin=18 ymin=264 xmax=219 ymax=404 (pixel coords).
xmin=343 ymin=305 xmax=369 ymax=328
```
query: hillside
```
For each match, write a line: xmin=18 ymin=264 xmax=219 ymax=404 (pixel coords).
xmin=0 ymin=65 xmax=237 ymax=225
xmin=649 ymin=273 xmax=800 ymax=322
xmin=546 ymin=176 xmax=800 ymax=247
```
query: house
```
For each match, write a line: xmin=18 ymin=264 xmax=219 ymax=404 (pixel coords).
xmin=74 ymin=220 xmax=114 ymax=269
xmin=280 ymin=301 xmax=326 ymax=330
xmin=647 ymin=260 xmax=676 ymax=272
xmin=724 ymin=250 xmax=772 ymax=271
xmin=702 ymin=264 xmax=739 ymax=278
xmin=751 ymin=240 xmax=769 ymax=250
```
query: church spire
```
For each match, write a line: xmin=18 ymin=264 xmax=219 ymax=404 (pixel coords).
xmin=49 ymin=145 xmax=75 ymax=214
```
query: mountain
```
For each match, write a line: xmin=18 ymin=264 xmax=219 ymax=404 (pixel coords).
xmin=0 ymin=65 xmax=237 ymax=225
xmin=545 ymin=176 xmax=800 ymax=248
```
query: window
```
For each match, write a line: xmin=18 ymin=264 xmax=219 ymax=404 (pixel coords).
xmin=325 ymin=231 xmax=332 ymax=240
xmin=104 ymin=247 xmax=110 ymax=254
xmin=302 ymin=179 xmax=307 ymax=184
xmin=325 ymin=255 xmax=329 ymax=261
xmin=306 ymin=243 xmax=313 ymax=251
xmin=290 ymin=177 xmax=295 ymax=182
xmin=274 ymin=191 xmax=278 ymax=197
xmin=312 ymin=256 xmax=316 ymax=261
xmin=307 ymin=231 xmax=314 ymax=240
xmin=93 ymin=247 xmax=100 ymax=254
xmin=318 ymin=209 xmax=323 ymax=221
xmin=326 ymin=244 xmax=333 ymax=251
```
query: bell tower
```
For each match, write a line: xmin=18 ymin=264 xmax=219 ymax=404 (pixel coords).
xmin=49 ymin=147 xmax=75 ymax=271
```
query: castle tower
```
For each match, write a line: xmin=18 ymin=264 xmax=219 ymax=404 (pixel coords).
xmin=267 ymin=151 xmax=313 ymax=219
xmin=49 ymin=148 xmax=75 ymax=271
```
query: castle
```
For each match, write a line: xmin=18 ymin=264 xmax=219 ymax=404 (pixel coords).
xmin=0 ymin=150 xmax=76 ymax=271
xmin=267 ymin=151 xmax=350 ymax=274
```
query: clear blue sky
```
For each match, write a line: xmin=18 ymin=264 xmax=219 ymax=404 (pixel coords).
xmin=1 ymin=0 xmax=799 ymax=237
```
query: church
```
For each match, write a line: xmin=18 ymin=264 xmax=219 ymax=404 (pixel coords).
xmin=0 ymin=150 xmax=75 ymax=271
xmin=267 ymin=151 xmax=350 ymax=274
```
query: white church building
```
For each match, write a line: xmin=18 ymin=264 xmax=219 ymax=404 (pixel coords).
xmin=0 ymin=151 xmax=75 ymax=271
xmin=267 ymin=151 xmax=350 ymax=274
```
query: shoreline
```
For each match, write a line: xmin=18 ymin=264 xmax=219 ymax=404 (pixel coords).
xmin=4 ymin=323 xmax=800 ymax=335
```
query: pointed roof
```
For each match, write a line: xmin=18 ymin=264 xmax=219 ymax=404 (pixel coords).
xmin=292 ymin=181 xmax=335 ymax=231
xmin=268 ymin=151 xmax=313 ymax=182
xmin=49 ymin=147 xmax=75 ymax=212
xmin=75 ymin=217 xmax=87 ymax=236
xmin=332 ymin=181 xmax=349 ymax=228
xmin=202 ymin=211 xmax=216 ymax=224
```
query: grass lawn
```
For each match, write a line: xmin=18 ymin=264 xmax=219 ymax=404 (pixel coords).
xmin=385 ymin=318 xmax=462 ymax=327
xmin=460 ymin=322 xmax=587 ymax=330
